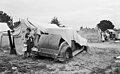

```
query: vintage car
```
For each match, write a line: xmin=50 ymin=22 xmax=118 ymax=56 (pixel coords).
xmin=32 ymin=27 xmax=88 ymax=62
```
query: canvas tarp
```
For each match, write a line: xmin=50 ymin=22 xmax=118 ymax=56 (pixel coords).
xmin=0 ymin=23 xmax=10 ymax=48
xmin=13 ymin=19 xmax=87 ymax=55
xmin=28 ymin=19 xmax=59 ymax=34
xmin=118 ymin=33 xmax=120 ymax=39
xmin=14 ymin=36 xmax=24 ymax=55
xmin=0 ymin=32 xmax=10 ymax=48
xmin=13 ymin=19 xmax=36 ymax=55
xmin=45 ymin=28 xmax=87 ymax=47
xmin=13 ymin=19 xmax=59 ymax=55
xmin=30 ymin=19 xmax=87 ymax=46
xmin=0 ymin=23 xmax=10 ymax=31
xmin=36 ymin=23 xmax=59 ymax=34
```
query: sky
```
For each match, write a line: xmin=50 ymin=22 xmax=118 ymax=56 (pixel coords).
xmin=0 ymin=0 xmax=120 ymax=30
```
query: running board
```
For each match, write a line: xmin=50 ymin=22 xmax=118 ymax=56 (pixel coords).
xmin=72 ymin=47 xmax=84 ymax=56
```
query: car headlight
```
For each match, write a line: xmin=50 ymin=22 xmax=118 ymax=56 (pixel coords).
xmin=32 ymin=47 xmax=38 ymax=51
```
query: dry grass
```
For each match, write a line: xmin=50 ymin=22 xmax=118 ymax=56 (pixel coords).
xmin=78 ymin=29 xmax=101 ymax=43
xmin=0 ymin=43 xmax=120 ymax=74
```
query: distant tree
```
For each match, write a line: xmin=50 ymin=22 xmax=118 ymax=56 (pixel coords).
xmin=0 ymin=11 xmax=14 ymax=29
xmin=97 ymin=20 xmax=114 ymax=32
xmin=80 ymin=26 xmax=83 ymax=30
xmin=50 ymin=17 xmax=61 ymax=27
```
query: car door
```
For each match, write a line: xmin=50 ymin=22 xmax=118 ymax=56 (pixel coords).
xmin=38 ymin=34 xmax=49 ymax=50
xmin=48 ymin=34 xmax=61 ymax=50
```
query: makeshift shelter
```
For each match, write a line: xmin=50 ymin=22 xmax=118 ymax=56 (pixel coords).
xmin=30 ymin=19 xmax=87 ymax=47
xmin=13 ymin=19 xmax=58 ymax=55
xmin=29 ymin=19 xmax=59 ymax=34
xmin=44 ymin=28 xmax=87 ymax=47
xmin=0 ymin=23 xmax=11 ymax=48
xmin=118 ymin=33 xmax=120 ymax=39
xmin=13 ymin=19 xmax=36 ymax=55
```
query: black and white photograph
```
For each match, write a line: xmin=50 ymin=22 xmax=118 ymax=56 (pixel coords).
xmin=0 ymin=0 xmax=120 ymax=74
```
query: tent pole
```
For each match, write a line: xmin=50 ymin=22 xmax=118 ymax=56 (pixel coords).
xmin=12 ymin=36 xmax=17 ymax=55
xmin=8 ymin=30 xmax=14 ymax=54
xmin=0 ymin=34 xmax=2 ymax=47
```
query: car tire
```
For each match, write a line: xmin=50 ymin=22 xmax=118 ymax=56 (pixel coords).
xmin=64 ymin=50 xmax=70 ymax=61
xmin=58 ymin=41 xmax=72 ymax=62
xmin=62 ymin=46 xmax=72 ymax=63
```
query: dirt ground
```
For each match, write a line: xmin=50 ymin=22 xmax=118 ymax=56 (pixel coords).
xmin=0 ymin=42 xmax=120 ymax=74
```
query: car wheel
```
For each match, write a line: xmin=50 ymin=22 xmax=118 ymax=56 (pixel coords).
xmin=58 ymin=41 xmax=72 ymax=63
xmin=62 ymin=48 xmax=72 ymax=63
xmin=64 ymin=50 xmax=70 ymax=60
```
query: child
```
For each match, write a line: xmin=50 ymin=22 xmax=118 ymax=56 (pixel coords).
xmin=25 ymin=28 xmax=34 ymax=57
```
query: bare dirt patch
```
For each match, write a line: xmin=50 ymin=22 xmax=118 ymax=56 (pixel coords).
xmin=0 ymin=42 xmax=120 ymax=74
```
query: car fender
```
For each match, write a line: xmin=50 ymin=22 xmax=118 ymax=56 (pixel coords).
xmin=58 ymin=41 xmax=72 ymax=58
xmin=37 ymin=34 xmax=62 ymax=55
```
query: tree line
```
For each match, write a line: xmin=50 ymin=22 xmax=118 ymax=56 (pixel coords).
xmin=0 ymin=11 xmax=115 ymax=31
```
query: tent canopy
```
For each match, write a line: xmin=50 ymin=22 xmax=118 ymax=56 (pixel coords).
xmin=28 ymin=19 xmax=59 ymax=33
xmin=13 ymin=19 xmax=36 ymax=30
xmin=13 ymin=19 xmax=36 ymax=36
xmin=13 ymin=19 xmax=59 ymax=35
xmin=0 ymin=23 xmax=10 ymax=32
xmin=12 ymin=19 xmax=36 ymax=55
xmin=0 ymin=23 xmax=10 ymax=48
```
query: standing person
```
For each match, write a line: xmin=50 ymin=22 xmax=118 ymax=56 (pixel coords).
xmin=25 ymin=28 xmax=34 ymax=57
